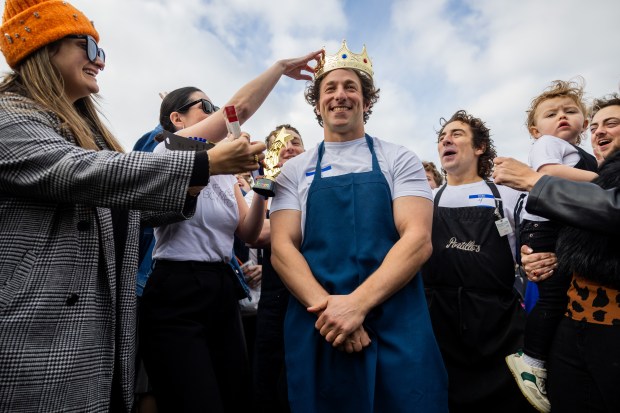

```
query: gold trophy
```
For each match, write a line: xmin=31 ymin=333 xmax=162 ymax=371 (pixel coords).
xmin=253 ymin=127 xmax=294 ymax=197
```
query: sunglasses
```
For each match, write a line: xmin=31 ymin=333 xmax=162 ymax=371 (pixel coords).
xmin=175 ymin=98 xmax=220 ymax=115
xmin=66 ymin=35 xmax=106 ymax=65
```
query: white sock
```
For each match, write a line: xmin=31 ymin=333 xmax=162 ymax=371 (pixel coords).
xmin=522 ymin=353 xmax=546 ymax=369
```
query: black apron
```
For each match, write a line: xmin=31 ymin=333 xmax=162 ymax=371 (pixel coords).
xmin=422 ymin=182 xmax=526 ymax=409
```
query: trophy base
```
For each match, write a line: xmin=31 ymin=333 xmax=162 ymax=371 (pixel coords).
xmin=252 ymin=178 xmax=276 ymax=198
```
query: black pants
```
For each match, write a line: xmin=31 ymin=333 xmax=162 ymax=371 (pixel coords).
xmin=548 ymin=318 xmax=620 ymax=412
xmin=252 ymin=250 xmax=290 ymax=413
xmin=521 ymin=220 xmax=570 ymax=360
xmin=253 ymin=290 xmax=290 ymax=413
xmin=139 ymin=260 xmax=250 ymax=413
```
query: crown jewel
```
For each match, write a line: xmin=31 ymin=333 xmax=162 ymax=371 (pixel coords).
xmin=314 ymin=40 xmax=373 ymax=80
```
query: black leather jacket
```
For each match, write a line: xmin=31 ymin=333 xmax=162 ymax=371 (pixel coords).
xmin=526 ymin=176 xmax=620 ymax=234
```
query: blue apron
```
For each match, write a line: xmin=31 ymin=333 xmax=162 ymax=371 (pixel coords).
xmin=284 ymin=135 xmax=448 ymax=413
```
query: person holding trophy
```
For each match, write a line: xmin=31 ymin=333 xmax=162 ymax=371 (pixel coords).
xmin=253 ymin=126 xmax=297 ymax=197
xmin=269 ymin=41 xmax=448 ymax=412
xmin=252 ymin=124 xmax=305 ymax=412
xmin=139 ymin=80 xmax=317 ymax=412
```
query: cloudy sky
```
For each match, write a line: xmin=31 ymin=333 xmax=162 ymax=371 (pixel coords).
xmin=1 ymin=0 xmax=618 ymax=167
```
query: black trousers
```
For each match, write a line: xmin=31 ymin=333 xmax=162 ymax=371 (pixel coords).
xmin=252 ymin=250 xmax=290 ymax=413
xmin=139 ymin=260 xmax=250 ymax=413
xmin=252 ymin=289 xmax=290 ymax=413
xmin=521 ymin=220 xmax=570 ymax=360
xmin=548 ymin=317 xmax=620 ymax=412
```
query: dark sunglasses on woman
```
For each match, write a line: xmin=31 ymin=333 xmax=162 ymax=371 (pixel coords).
xmin=66 ymin=34 xmax=105 ymax=65
xmin=175 ymin=98 xmax=220 ymax=115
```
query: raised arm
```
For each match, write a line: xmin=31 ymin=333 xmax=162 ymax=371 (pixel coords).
xmin=176 ymin=50 xmax=323 ymax=142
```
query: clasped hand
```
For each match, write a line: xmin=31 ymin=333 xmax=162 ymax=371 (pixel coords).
xmin=520 ymin=245 xmax=558 ymax=282
xmin=307 ymin=295 xmax=371 ymax=354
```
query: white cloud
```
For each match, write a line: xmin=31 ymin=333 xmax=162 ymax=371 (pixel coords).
xmin=0 ymin=0 xmax=617 ymax=169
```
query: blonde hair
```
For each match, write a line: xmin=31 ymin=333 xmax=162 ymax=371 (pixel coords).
xmin=0 ymin=42 xmax=123 ymax=152
xmin=526 ymin=78 xmax=587 ymax=144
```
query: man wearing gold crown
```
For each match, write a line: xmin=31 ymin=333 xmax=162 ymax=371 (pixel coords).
xmin=270 ymin=41 xmax=448 ymax=412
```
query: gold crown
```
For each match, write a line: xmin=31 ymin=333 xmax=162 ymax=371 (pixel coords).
xmin=314 ymin=40 xmax=373 ymax=80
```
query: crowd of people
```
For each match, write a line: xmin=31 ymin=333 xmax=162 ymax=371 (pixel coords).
xmin=0 ymin=1 xmax=619 ymax=413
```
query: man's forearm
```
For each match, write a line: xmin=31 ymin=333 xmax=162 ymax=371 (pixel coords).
xmin=351 ymin=231 xmax=432 ymax=313
xmin=271 ymin=241 xmax=329 ymax=308
xmin=351 ymin=196 xmax=433 ymax=313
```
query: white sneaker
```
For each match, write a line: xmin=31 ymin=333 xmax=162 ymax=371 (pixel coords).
xmin=505 ymin=351 xmax=550 ymax=413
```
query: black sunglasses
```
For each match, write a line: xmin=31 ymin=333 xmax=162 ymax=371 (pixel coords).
xmin=175 ymin=98 xmax=220 ymax=115
xmin=66 ymin=35 xmax=105 ymax=65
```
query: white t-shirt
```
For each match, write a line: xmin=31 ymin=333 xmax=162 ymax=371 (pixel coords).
xmin=270 ymin=135 xmax=432 ymax=236
xmin=243 ymin=189 xmax=255 ymax=207
xmin=152 ymin=142 xmax=239 ymax=262
xmin=528 ymin=135 xmax=579 ymax=171
xmin=524 ymin=134 xmax=579 ymax=222
xmin=433 ymin=181 xmax=524 ymax=261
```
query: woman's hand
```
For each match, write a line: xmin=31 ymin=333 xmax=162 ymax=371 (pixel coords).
xmin=187 ymin=186 xmax=204 ymax=197
xmin=207 ymin=132 xmax=265 ymax=176
xmin=521 ymin=244 xmax=558 ymax=282
xmin=279 ymin=50 xmax=324 ymax=81
xmin=493 ymin=157 xmax=542 ymax=192
xmin=244 ymin=264 xmax=262 ymax=288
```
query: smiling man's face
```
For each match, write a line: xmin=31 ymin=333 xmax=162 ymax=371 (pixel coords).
xmin=590 ymin=105 xmax=620 ymax=160
xmin=317 ymin=68 xmax=369 ymax=141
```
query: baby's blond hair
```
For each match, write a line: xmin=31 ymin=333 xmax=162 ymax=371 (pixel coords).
xmin=526 ymin=78 xmax=587 ymax=143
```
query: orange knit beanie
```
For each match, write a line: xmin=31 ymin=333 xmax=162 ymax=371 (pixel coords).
xmin=0 ymin=0 xmax=99 ymax=68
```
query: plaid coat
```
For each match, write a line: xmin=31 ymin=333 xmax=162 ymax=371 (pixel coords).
xmin=0 ymin=93 xmax=198 ymax=412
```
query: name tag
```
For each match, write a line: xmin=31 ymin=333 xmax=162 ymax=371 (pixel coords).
xmin=468 ymin=193 xmax=495 ymax=208
xmin=495 ymin=218 xmax=513 ymax=237
xmin=305 ymin=165 xmax=332 ymax=177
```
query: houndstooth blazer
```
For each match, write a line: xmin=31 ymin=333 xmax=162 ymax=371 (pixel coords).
xmin=0 ymin=93 xmax=199 ymax=412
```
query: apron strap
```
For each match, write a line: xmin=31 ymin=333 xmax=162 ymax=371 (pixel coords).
xmin=512 ymin=193 xmax=527 ymax=266
xmin=365 ymin=134 xmax=382 ymax=172
xmin=315 ymin=141 xmax=325 ymax=178
xmin=572 ymin=144 xmax=599 ymax=173
xmin=484 ymin=181 xmax=504 ymax=219
xmin=433 ymin=183 xmax=448 ymax=214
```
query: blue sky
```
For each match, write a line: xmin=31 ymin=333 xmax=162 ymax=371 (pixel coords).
xmin=1 ymin=0 xmax=618 ymax=168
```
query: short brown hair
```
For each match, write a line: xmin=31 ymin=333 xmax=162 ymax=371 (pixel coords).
xmin=590 ymin=93 xmax=620 ymax=119
xmin=264 ymin=124 xmax=302 ymax=149
xmin=305 ymin=69 xmax=380 ymax=127
xmin=526 ymin=79 xmax=587 ymax=143
xmin=438 ymin=110 xmax=496 ymax=180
